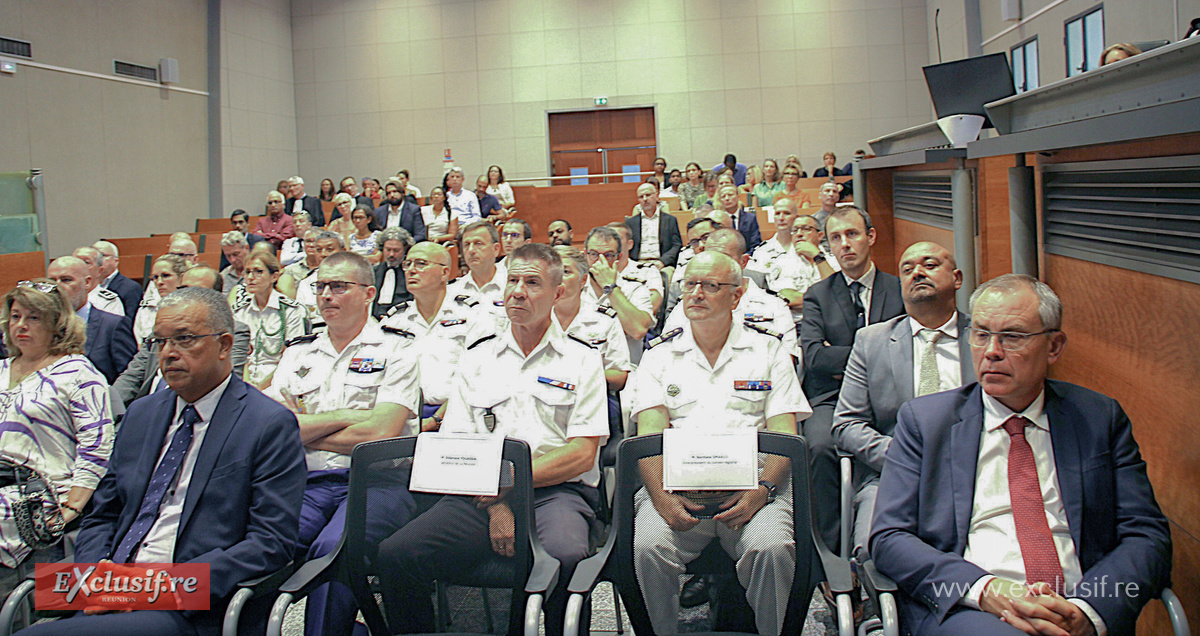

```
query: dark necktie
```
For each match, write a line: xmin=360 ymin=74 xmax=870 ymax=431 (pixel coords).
xmin=1003 ymin=416 xmax=1065 ymax=594
xmin=112 ymin=404 xmax=201 ymax=563
xmin=849 ymin=281 xmax=866 ymax=329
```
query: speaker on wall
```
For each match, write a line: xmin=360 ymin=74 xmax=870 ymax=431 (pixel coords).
xmin=159 ymin=57 xmax=179 ymax=84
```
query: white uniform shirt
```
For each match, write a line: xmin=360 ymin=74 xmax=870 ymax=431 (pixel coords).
xmin=582 ymin=268 xmax=655 ymax=365
xmin=132 ymin=298 xmax=157 ymax=346
xmin=232 ymin=290 xmax=309 ymax=387
xmin=631 ymin=320 xmax=811 ymax=428
xmin=554 ymin=298 xmax=633 ymax=376
xmin=88 ymin=287 xmax=124 ymax=316
xmin=447 ymin=264 xmax=508 ymax=320
xmin=135 ymin=374 xmax=231 ymax=563
xmin=907 ymin=314 xmax=962 ymax=396
xmin=293 ymin=269 xmax=321 ymax=326
xmin=639 ymin=210 xmax=661 ymax=261
xmin=441 ymin=321 xmax=609 ymax=486
xmin=382 ymin=295 xmax=488 ymax=406
xmin=664 ymin=279 xmax=799 ymax=360
xmin=268 ymin=320 xmax=420 ymax=471
xmin=623 ymin=260 xmax=664 ymax=299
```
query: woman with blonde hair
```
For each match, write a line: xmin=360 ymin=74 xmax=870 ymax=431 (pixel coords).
xmin=1100 ymin=42 xmax=1142 ymax=66
xmin=755 ymin=158 xmax=785 ymax=204
xmin=0 ymin=280 xmax=113 ymax=568
xmin=132 ymin=254 xmax=189 ymax=346
xmin=326 ymin=192 xmax=355 ymax=236
xmin=231 ymin=252 xmax=308 ymax=389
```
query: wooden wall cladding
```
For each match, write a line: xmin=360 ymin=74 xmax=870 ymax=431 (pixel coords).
xmin=893 ymin=219 xmax=955 ymax=266
xmin=976 ymin=155 xmax=1016 ymax=281
xmin=0 ymin=251 xmax=47 ymax=293
xmin=865 ymin=169 xmax=896 ymax=275
xmin=1045 ymin=254 xmax=1200 ymax=634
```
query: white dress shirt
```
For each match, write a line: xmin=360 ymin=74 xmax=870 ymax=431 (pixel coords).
xmin=639 ymin=210 xmax=661 ymax=261
xmin=135 ymin=374 xmax=231 ymax=563
xmin=908 ymin=313 xmax=962 ymax=395
xmin=960 ymin=390 xmax=1106 ymax=635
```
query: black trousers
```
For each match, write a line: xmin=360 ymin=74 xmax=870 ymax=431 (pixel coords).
xmin=803 ymin=400 xmax=841 ymax=551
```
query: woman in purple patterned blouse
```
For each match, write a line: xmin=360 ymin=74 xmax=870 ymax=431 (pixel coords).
xmin=0 ymin=280 xmax=113 ymax=568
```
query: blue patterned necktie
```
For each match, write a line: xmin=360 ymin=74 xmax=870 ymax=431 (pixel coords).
xmin=112 ymin=404 xmax=201 ymax=563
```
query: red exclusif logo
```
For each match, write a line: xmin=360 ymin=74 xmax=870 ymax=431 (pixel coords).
xmin=34 ymin=563 xmax=210 ymax=611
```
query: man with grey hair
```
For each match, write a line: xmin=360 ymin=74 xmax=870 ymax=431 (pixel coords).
xmin=444 ymin=166 xmax=481 ymax=225
xmin=584 ymin=225 xmax=656 ymax=363
xmin=26 ymin=287 xmax=307 ymax=636
xmin=631 ymin=250 xmax=811 ymax=636
xmin=49 ymin=255 xmax=136 ymax=384
xmin=293 ymin=231 xmax=346 ymax=325
xmin=375 ymin=178 xmax=426 ymax=242
xmin=372 ymin=227 xmax=414 ymax=319
xmin=72 ymin=245 xmax=125 ymax=316
xmin=268 ymin=251 xmax=420 ymax=636
xmin=288 ymin=176 xmax=325 ymax=226
xmin=624 ymin=181 xmax=682 ymax=270
xmin=220 ymin=230 xmax=251 ymax=292
xmin=872 ymin=273 xmax=1171 ymax=636
xmin=447 ymin=221 xmax=506 ymax=317
xmin=255 ymin=190 xmax=295 ymax=250
xmin=91 ymin=240 xmax=142 ymax=317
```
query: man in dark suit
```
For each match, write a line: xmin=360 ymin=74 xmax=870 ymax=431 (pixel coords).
xmin=287 ymin=176 xmax=326 ymax=226
xmin=112 ymin=266 xmax=251 ymax=408
xmin=800 ymin=206 xmax=905 ymax=549
xmin=48 ymin=256 xmax=137 ymax=384
xmin=371 ymin=227 xmax=414 ymax=319
xmin=339 ymin=176 xmax=374 ymax=210
xmin=93 ymin=240 xmax=144 ymax=318
xmin=22 ymin=287 xmax=308 ymax=636
xmin=374 ymin=179 xmax=426 ymax=242
xmin=871 ymin=274 xmax=1171 ymax=636
xmin=833 ymin=242 xmax=974 ymax=562
xmin=624 ymin=181 xmax=683 ymax=268
xmin=715 ymin=184 xmax=762 ymax=252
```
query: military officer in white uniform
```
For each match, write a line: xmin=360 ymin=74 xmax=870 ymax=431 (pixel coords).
xmin=267 ymin=251 xmax=420 ymax=636
xmin=382 ymin=241 xmax=489 ymax=431
xmin=583 ymin=226 xmax=656 ymax=365
xmin=377 ymin=243 xmax=608 ymax=636
xmin=630 ymin=250 xmax=811 ymax=636
xmin=73 ymin=246 xmax=126 ymax=316
xmin=447 ymin=220 xmax=508 ymax=320
xmin=293 ymin=231 xmax=346 ymax=328
xmin=553 ymin=246 xmax=632 ymax=391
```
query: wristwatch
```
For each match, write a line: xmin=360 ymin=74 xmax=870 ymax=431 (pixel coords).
xmin=602 ymin=283 xmax=617 ymax=296
xmin=758 ymin=479 xmax=778 ymax=504
xmin=813 ymin=253 xmax=826 ymax=264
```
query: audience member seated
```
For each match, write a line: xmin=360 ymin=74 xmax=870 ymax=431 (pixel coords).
xmin=419 ymin=185 xmax=458 ymax=244
xmin=91 ymin=240 xmax=143 ymax=318
xmin=256 ymin=190 xmax=296 ymax=250
xmin=755 ymin=205 xmax=836 ymax=324
xmin=679 ymin=162 xmax=706 ymax=209
xmin=280 ymin=211 xmax=314 ymax=267
xmin=624 ymin=182 xmax=683 ymax=270
xmin=374 ymin=178 xmax=426 ymax=242
xmin=716 ymin=184 xmax=762 ymax=252
xmin=345 ymin=204 xmax=382 ymax=264
xmin=326 ymin=193 xmax=355 ymax=235
xmin=371 ymin=227 xmax=414 ymax=319
xmin=485 ymin=164 xmax=516 ymax=215
xmin=133 ymin=254 xmax=189 ymax=345
xmin=832 ymin=242 xmax=971 ymax=563
xmin=0 ymin=280 xmax=112 ymax=576
xmin=800 ymin=207 xmax=904 ymax=550
xmin=691 ymin=171 xmax=720 ymax=210
xmin=219 ymin=210 xmax=268 ymax=271
xmin=21 ymin=287 xmax=307 ymax=636
xmin=318 ymin=178 xmax=336 ymax=203
xmin=665 ymin=168 xmax=684 ymax=196
xmin=1100 ymin=42 xmax=1142 ymax=66
xmin=444 ymin=166 xmax=481 ymax=225
xmin=377 ymin=244 xmax=607 ymax=636
xmin=292 ymin=231 xmax=345 ymax=326
xmin=499 ymin=219 xmax=532 ymax=268
xmin=547 ymin=218 xmax=574 ymax=246
xmin=631 ymin=250 xmax=811 ymax=636
xmin=785 ymin=154 xmax=808 ymax=178
xmin=361 ymin=176 xmax=383 ymax=208
xmin=813 ymin=151 xmax=848 ymax=178
xmin=232 ymin=251 xmax=308 ymax=390
xmin=475 ymin=174 xmax=504 ymax=220
xmin=553 ymin=245 xmax=632 ymax=393
xmin=739 ymin=164 xmax=762 ymax=198
xmin=395 ymin=169 xmax=420 ymax=202
xmin=267 ymin=252 xmax=420 ymax=636
xmin=584 ymin=226 xmax=656 ymax=365
xmin=711 ymin=153 xmax=748 ymax=185
xmin=284 ymin=227 xmax=322 ymax=283
xmin=871 ymin=274 xmax=1172 ymax=636
xmin=113 ymin=266 xmax=251 ymax=407
xmin=220 ymin=230 xmax=251 ymax=292
xmin=664 ymin=218 xmax=718 ymax=316
xmin=48 ymin=256 xmax=136 ymax=384
xmin=72 ymin=246 xmax=125 ymax=317
xmin=772 ymin=163 xmax=815 ymax=211
xmin=651 ymin=156 xmax=669 ymax=189
xmin=813 ymin=181 xmax=843 ymax=235
xmin=339 ymin=175 xmax=373 ymax=210
xmin=754 ymin=159 xmax=785 ymax=206
xmin=607 ymin=222 xmax=664 ymax=316
xmin=447 ymin=221 xmax=507 ymax=318
xmin=289 ymin=176 xmax=326 ymax=226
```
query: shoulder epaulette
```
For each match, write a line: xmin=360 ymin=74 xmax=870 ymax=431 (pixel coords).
xmin=467 ymin=333 xmax=497 ymax=350
xmin=285 ymin=333 xmax=319 ymax=347
xmin=646 ymin=327 xmax=683 ymax=349
xmin=745 ymin=322 xmax=784 ymax=340
xmin=385 ymin=301 xmax=410 ymax=317
xmin=301 ymin=268 xmax=318 ymax=280
xmin=96 ymin=288 xmax=118 ymax=300
xmin=279 ymin=295 xmax=303 ymax=308
xmin=138 ymin=299 xmax=155 ymax=308
xmin=566 ymin=333 xmax=597 ymax=349
xmin=454 ymin=294 xmax=480 ymax=308
xmin=596 ymin=305 xmax=617 ymax=317
xmin=381 ymin=325 xmax=415 ymax=338
xmin=621 ymin=274 xmax=647 ymax=284
xmin=231 ymin=293 xmax=251 ymax=311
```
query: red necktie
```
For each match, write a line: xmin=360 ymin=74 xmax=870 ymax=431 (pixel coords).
xmin=1003 ymin=416 xmax=1065 ymax=594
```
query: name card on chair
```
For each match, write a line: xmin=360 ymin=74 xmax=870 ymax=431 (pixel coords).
xmin=662 ymin=428 xmax=758 ymax=491
xmin=410 ymin=432 xmax=504 ymax=496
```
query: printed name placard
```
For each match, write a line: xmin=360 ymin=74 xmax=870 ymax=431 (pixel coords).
xmin=410 ymin=432 xmax=504 ymax=496
xmin=662 ymin=428 xmax=758 ymax=491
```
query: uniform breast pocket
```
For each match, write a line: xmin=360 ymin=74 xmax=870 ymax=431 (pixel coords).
xmin=461 ymin=389 xmax=511 ymax=433
xmin=531 ymin=383 xmax=577 ymax=431
xmin=345 ymin=373 xmax=384 ymax=410
xmin=730 ymin=390 xmax=767 ymax=420
xmin=665 ymin=391 xmax=699 ymax=419
xmin=289 ymin=379 xmax=322 ymax=413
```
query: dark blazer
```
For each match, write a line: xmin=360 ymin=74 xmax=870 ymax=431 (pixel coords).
xmin=799 ymin=268 xmax=904 ymax=403
xmin=832 ymin=312 xmax=974 ymax=479
xmin=112 ymin=321 xmax=252 ymax=407
xmin=286 ymin=194 xmax=325 ymax=227
xmin=76 ymin=375 xmax=307 ymax=629
xmin=85 ymin=307 xmax=137 ymax=384
xmin=624 ymin=212 xmax=683 ymax=267
xmin=105 ymin=272 xmax=143 ymax=319
xmin=373 ymin=200 xmax=427 ymax=243
xmin=813 ymin=166 xmax=848 ymax=178
xmin=871 ymin=381 xmax=1171 ymax=635
xmin=733 ymin=209 xmax=762 ymax=252
xmin=371 ymin=263 xmax=412 ymax=319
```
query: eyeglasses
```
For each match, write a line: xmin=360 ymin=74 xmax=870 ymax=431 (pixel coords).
xmin=501 ymin=232 xmax=524 ymax=239
xmin=143 ymin=333 xmax=225 ymax=350
xmin=586 ymin=250 xmax=618 ymax=261
xmin=311 ymin=280 xmax=371 ymax=295
xmin=17 ymin=281 xmax=58 ymax=294
xmin=687 ymin=233 xmax=713 ymax=249
xmin=793 ymin=226 xmax=819 ymax=234
xmin=681 ymin=280 xmax=740 ymax=294
xmin=401 ymin=259 xmax=448 ymax=271
xmin=967 ymin=327 xmax=1059 ymax=352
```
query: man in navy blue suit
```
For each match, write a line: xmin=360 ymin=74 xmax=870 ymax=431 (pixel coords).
xmin=374 ymin=178 xmax=426 ymax=242
xmin=92 ymin=240 xmax=144 ymax=319
xmin=715 ymin=184 xmax=762 ymax=252
xmin=871 ymin=274 xmax=1171 ymax=636
xmin=48 ymin=256 xmax=136 ymax=384
xmin=21 ymin=287 xmax=307 ymax=636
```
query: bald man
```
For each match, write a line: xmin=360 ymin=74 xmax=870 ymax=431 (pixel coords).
xmin=48 ymin=256 xmax=136 ymax=383
xmin=623 ymin=181 xmax=683 ymax=268
xmin=92 ymin=240 xmax=143 ymax=317
xmin=73 ymin=246 xmax=125 ymax=316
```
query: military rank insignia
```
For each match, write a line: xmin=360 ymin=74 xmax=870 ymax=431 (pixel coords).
xmin=744 ymin=313 xmax=770 ymax=322
xmin=537 ymin=376 xmax=576 ymax=391
xmin=349 ymin=358 xmax=386 ymax=373
xmin=440 ymin=318 xmax=467 ymax=327
xmin=734 ymin=380 xmax=772 ymax=391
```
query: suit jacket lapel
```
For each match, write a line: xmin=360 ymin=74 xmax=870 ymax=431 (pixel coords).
xmin=869 ymin=275 xmax=891 ymax=323
xmin=179 ymin=376 xmax=246 ymax=532
xmin=829 ymin=275 xmax=859 ymax=335
xmin=85 ymin=312 xmax=99 ymax=357
xmin=950 ymin=386 xmax=985 ymax=553
xmin=1045 ymin=382 xmax=1085 ymax=552
xmin=888 ymin=318 xmax=915 ymax=402
xmin=137 ymin=350 xmax=160 ymax=399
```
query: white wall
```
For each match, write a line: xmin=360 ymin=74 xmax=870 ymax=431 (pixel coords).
xmin=290 ymin=0 xmax=934 ymax=194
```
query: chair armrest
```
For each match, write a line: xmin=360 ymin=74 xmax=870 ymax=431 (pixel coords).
xmin=816 ymin=548 xmax=854 ymax=595
xmin=1161 ymin=587 xmax=1191 ymax=636
xmin=566 ymin=527 xmax=615 ymax=594
xmin=277 ymin=537 xmax=344 ymax=596
xmin=862 ymin=559 xmax=898 ymax=593
xmin=524 ymin=543 xmax=560 ymax=596
xmin=236 ymin=562 xmax=296 ymax=598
